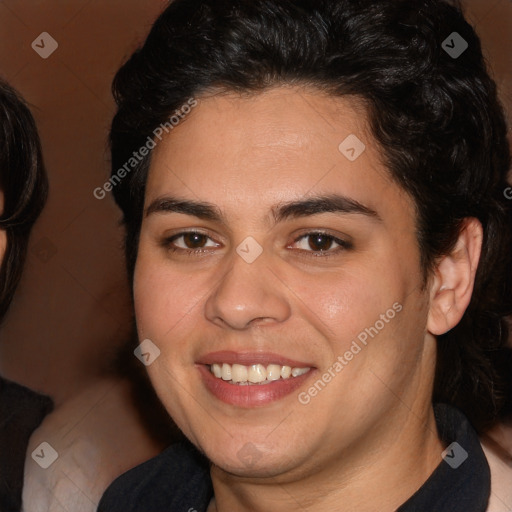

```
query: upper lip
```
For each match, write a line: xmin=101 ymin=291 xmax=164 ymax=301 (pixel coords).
xmin=196 ymin=351 xmax=314 ymax=368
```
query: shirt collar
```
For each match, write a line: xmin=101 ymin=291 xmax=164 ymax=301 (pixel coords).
xmin=397 ymin=403 xmax=490 ymax=512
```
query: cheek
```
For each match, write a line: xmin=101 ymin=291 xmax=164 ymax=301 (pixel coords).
xmin=133 ymin=255 xmax=199 ymax=341
xmin=291 ymin=264 xmax=405 ymax=347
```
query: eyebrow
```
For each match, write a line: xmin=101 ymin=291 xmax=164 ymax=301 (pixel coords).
xmin=145 ymin=194 xmax=381 ymax=224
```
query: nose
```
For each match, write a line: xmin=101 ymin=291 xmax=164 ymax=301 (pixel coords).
xmin=204 ymin=251 xmax=291 ymax=330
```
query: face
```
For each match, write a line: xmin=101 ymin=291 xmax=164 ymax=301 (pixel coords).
xmin=134 ymin=87 xmax=434 ymax=480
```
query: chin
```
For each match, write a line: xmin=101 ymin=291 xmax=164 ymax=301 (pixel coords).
xmin=211 ymin=452 xmax=292 ymax=479
xmin=202 ymin=436 xmax=299 ymax=477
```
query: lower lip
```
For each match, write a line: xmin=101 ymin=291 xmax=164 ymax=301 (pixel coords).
xmin=197 ymin=364 xmax=315 ymax=407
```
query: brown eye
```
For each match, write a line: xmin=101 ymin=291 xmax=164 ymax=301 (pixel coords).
xmin=182 ymin=232 xmax=208 ymax=249
xmin=307 ymin=234 xmax=335 ymax=252
xmin=164 ymin=231 xmax=219 ymax=253
xmin=291 ymin=232 xmax=352 ymax=257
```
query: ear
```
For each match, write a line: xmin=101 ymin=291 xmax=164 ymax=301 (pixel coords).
xmin=427 ymin=218 xmax=483 ymax=336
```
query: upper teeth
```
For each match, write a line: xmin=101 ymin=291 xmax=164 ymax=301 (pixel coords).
xmin=210 ymin=363 xmax=310 ymax=384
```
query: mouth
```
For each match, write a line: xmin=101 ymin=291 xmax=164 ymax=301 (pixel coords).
xmin=196 ymin=351 xmax=316 ymax=407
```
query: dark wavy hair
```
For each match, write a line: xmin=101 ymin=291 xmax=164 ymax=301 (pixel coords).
xmin=0 ymin=79 xmax=48 ymax=322
xmin=109 ymin=0 xmax=512 ymax=432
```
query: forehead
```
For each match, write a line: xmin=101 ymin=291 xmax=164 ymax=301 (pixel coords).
xmin=145 ymin=87 xmax=412 ymax=223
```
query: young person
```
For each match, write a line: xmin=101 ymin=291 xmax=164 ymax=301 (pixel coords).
xmin=0 ymin=79 xmax=51 ymax=512
xmin=98 ymin=0 xmax=512 ymax=510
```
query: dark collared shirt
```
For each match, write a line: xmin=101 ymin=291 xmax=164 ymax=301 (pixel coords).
xmin=98 ymin=403 xmax=490 ymax=512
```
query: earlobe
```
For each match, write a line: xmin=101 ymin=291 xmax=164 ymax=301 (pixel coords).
xmin=427 ymin=218 xmax=483 ymax=336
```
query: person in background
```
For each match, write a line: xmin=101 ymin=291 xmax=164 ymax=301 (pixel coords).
xmin=0 ymin=78 xmax=51 ymax=512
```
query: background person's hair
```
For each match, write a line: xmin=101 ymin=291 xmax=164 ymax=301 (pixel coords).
xmin=0 ymin=79 xmax=48 ymax=322
xmin=109 ymin=0 xmax=512 ymax=432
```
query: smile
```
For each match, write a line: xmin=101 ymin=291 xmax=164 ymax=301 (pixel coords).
xmin=210 ymin=363 xmax=311 ymax=385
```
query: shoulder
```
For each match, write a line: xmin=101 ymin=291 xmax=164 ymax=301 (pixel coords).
xmin=0 ymin=377 xmax=53 ymax=512
xmin=0 ymin=376 xmax=53 ymax=417
xmin=22 ymin=377 xmax=164 ymax=512
xmin=481 ymin=424 xmax=512 ymax=512
xmin=98 ymin=440 xmax=212 ymax=512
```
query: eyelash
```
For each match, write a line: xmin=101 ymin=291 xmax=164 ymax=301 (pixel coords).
xmin=162 ymin=230 xmax=352 ymax=259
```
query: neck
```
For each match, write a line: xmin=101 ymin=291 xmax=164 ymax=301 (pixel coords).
xmin=208 ymin=405 xmax=444 ymax=512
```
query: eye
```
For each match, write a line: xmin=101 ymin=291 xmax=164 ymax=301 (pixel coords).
xmin=291 ymin=232 xmax=352 ymax=256
xmin=163 ymin=231 xmax=220 ymax=253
